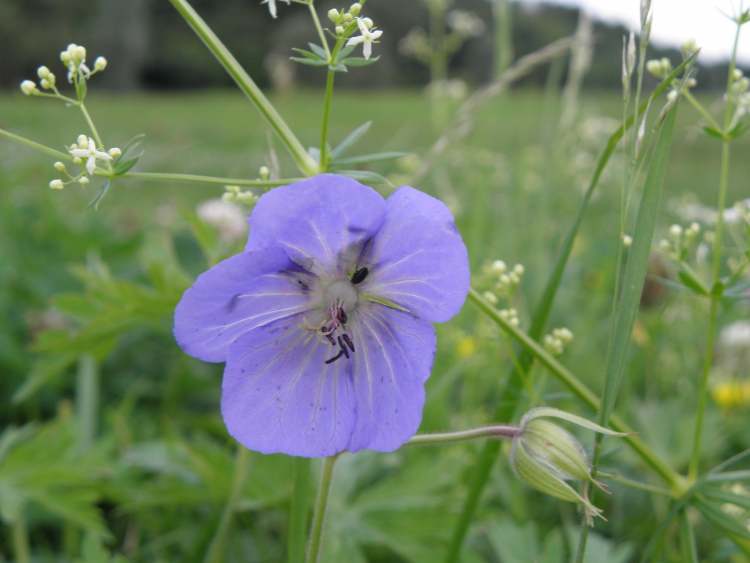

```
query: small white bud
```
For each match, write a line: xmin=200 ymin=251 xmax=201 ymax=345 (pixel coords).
xmin=482 ymin=291 xmax=498 ymax=305
xmin=108 ymin=147 xmax=122 ymax=158
xmin=94 ymin=56 xmax=108 ymax=71
xmin=490 ymin=260 xmax=507 ymax=274
xmin=79 ymin=176 xmax=90 ymax=186
xmin=77 ymin=134 xmax=88 ymax=147
xmin=361 ymin=17 xmax=374 ymax=29
xmin=37 ymin=66 xmax=51 ymax=79
xmin=646 ymin=59 xmax=662 ymax=78
xmin=336 ymin=25 xmax=345 ymax=35
xmin=513 ymin=264 xmax=525 ymax=276
xmin=343 ymin=12 xmax=353 ymax=23
xmin=666 ymin=89 xmax=679 ymax=104
xmin=53 ymin=161 xmax=66 ymax=172
xmin=49 ymin=179 xmax=65 ymax=190
xmin=499 ymin=274 xmax=511 ymax=286
xmin=622 ymin=234 xmax=633 ymax=247
xmin=659 ymin=239 xmax=671 ymax=252
xmin=681 ymin=38 xmax=698 ymax=57
xmin=259 ymin=165 xmax=270 ymax=179
xmin=669 ymin=224 xmax=683 ymax=238
xmin=349 ymin=3 xmax=362 ymax=16
xmin=733 ymin=68 xmax=744 ymax=81
xmin=20 ymin=80 xmax=38 ymax=95
xmin=40 ymin=79 xmax=51 ymax=90
xmin=73 ymin=157 xmax=82 ymax=165
xmin=327 ymin=9 xmax=339 ymax=22
xmin=73 ymin=45 xmax=87 ymax=63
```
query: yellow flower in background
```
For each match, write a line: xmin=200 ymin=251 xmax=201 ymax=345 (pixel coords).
xmin=456 ymin=336 xmax=477 ymax=360
xmin=712 ymin=380 xmax=750 ymax=409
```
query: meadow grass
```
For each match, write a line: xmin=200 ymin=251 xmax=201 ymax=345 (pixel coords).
xmin=1 ymin=88 xmax=750 ymax=561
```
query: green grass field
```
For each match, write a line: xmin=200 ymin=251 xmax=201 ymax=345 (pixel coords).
xmin=1 ymin=88 xmax=750 ymax=562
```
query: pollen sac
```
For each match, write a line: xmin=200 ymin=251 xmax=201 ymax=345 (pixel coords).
xmin=351 ymin=267 xmax=369 ymax=285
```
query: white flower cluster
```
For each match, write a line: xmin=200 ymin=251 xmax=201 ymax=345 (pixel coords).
xmin=646 ymin=57 xmax=672 ymax=79
xmin=543 ymin=327 xmax=574 ymax=356
xmin=498 ymin=308 xmax=520 ymax=328
xmin=729 ymin=68 xmax=750 ymax=128
xmin=446 ymin=10 xmax=485 ymax=37
xmin=486 ymin=260 xmax=525 ymax=296
xmin=20 ymin=43 xmax=107 ymax=98
xmin=658 ymin=222 xmax=701 ymax=260
xmin=49 ymin=134 xmax=120 ymax=191
xmin=223 ymin=185 xmax=259 ymax=206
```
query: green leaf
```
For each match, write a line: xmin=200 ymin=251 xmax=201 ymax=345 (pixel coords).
xmin=331 ymin=122 xmax=372 ymax=159
xmin=598 ymin=103 xmax=679 ymax=424
xmin=339 ymin=56 xmax=380 ymax=67
xmin=679 ymin=510 xmax=699 ymax=563
xmin=307 ymin=42 xmax=328 ymax=59
xmin=695 ymin=496 xmax=750 ymax=539
xmin=113 ymin=155 xmax=141 ymax=176
xmin=290 ymin=57 xmax=328 ymax=67
xmin=290 ymin=47 xmax=325 ymax=62
xmin=703 ymin=126 xmax=726 ymax=141
xmin=678 ymin=269 xmax=709 ymax=296
xmin=331 ymin=151 xmax=407 ymax=166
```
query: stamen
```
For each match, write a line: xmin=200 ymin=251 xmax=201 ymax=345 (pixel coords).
xmin=325 ymin=350 xmax=346 ymax=364
xmin=351 ymin=267 xmax=369 ymax=285
xmin=337 ymin=336 xmax=350 ymax=359
xmin=337 ymin=308 xmax=348 ymax=325
xmin=342 ymin=334 xmax=355 ymax=352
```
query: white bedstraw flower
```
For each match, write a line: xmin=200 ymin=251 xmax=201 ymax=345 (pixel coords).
xmin=20 ymin=80 xmax=38 ymax=95
xmin=346 ymin=17 xmax=383 ymax=60
xmin=69 ymin=136 xmax=112 ymax=175
xmin=622 ymin=234 xmax=633 ymax=247
xmin=94 ymin=57 xmax=108 ymax=71
xmin=261 ymin=0 xmax=289 ymax=19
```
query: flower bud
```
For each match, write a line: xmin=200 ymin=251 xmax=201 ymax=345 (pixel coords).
xmin=510 ymin=407 xmax=625 ymax=525
xmin=73 ymin=45 xmax=87 ymax=63
xmin=94 ymin=56 xmax=108 ymax=71
xmin=53 ymin=161 xmax=66 ymax=172
xmin=20 ymin=80 xmax=38 ymax=95
xmin=327 ymin=9 xmax=339 ymax=23
xmin=49 ymin=179 xmax=64 ymax=190
xmin=259 ymin=165 xmax=270 ymax=179
xmin=37 ymin=66 xmax=51 ymax=79
xmin=343 ymin=12 xmax=353 ymax=23
xmin=77 ymin=134 xmax=88 ymax=147
xmin=79 ymin=176 xmax=90 ymax=186
xmin=40 ymin=79 xmax=51 ymax=90
xmin=622 ymin=234 xmax=633 ymax=247
xmin=349 ymin=3 xmax=362 ymax=16
xmin=108 ymin=147 xmax=122 ymax=158
xmin=335 ymin=25 xmax=345 ymax=35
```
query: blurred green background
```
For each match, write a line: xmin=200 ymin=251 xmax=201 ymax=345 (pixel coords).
xmin=2 ymin=0 xmax=750 ymax=562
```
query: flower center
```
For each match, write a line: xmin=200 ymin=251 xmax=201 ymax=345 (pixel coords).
xmin=318 ymin=279 xmax=360 ymax=365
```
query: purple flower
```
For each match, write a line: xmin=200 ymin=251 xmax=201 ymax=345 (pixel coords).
xmin=174 ymin=174 xmax=469 ymax=457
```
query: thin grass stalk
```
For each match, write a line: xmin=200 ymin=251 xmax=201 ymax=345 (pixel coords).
xmin=444 ymin=60 xmax=692 ymax=562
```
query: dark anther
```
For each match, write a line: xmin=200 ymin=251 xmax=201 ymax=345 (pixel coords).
xmin=325 ymin=350 xmax=346 ymax=364
xmin=341 ymin=334 xmax=355 ymax=353
xmin=337 ymin=308 xmax=348 ymax=325
xmin=337 ymin=336 xmax=351 ymax=359
xmin=351 ymin=267 xmax=369 ymax=285
xmin=321 ymin=325 xmax=334 ymax=334
xmin=325 ymin=334 xmax=336 ymax=346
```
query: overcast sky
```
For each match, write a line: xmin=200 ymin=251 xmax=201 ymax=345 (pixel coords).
xmin=523 ymin=0 xmax=750 ymax=63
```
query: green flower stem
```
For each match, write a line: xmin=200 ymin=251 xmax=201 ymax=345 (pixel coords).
xmin=0 ymin=127 xmax=72 ymax=161
xmin=12 ymin=517 xmax=31 ymax=563
xmin=79 ymin=102 xmax=105 ymax=149
xmin=288 ymin=458 xmax=312 ymax=563
xmin=120 ymin=171 xmax=297 ymax=188
xmin=683 ymin=91 xmax=722 ymax=132
xmin=597 ymin=471 xmax=673 ymax=497
xmin=76 ymin=354 xmax=98 ymax=452
xmin=307 ymin=1 xmax=331 ymax=60
xmin=305 ymin=455 xmax=338 ymax=563
xmin=688 ymin=18 xmax=742 ymax=481
xmin=468 ymin=289 xmax=686 ymax=494
xmin=319 ymin=68 xmax=336 ymax=172
xmin=203 ymin=446 xmax=251 ymax=563
xmin=168 ymin=0 xmax=318 ymax=177
xmin=406 ymin=425 xmax=521 ymax=447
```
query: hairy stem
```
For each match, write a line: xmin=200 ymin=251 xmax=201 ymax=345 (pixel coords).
xmin=406 ymin=425 xmax=520 ymax=446
xmin=121 ymin=171 xmax=296 ymax=188
xmin=168 ymin=0 xmax=318 ymax=176
xmin=203 ymin=446 xmax=251 ymax=563
xmin=305 ymin=455 xmax=338 ymax=563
